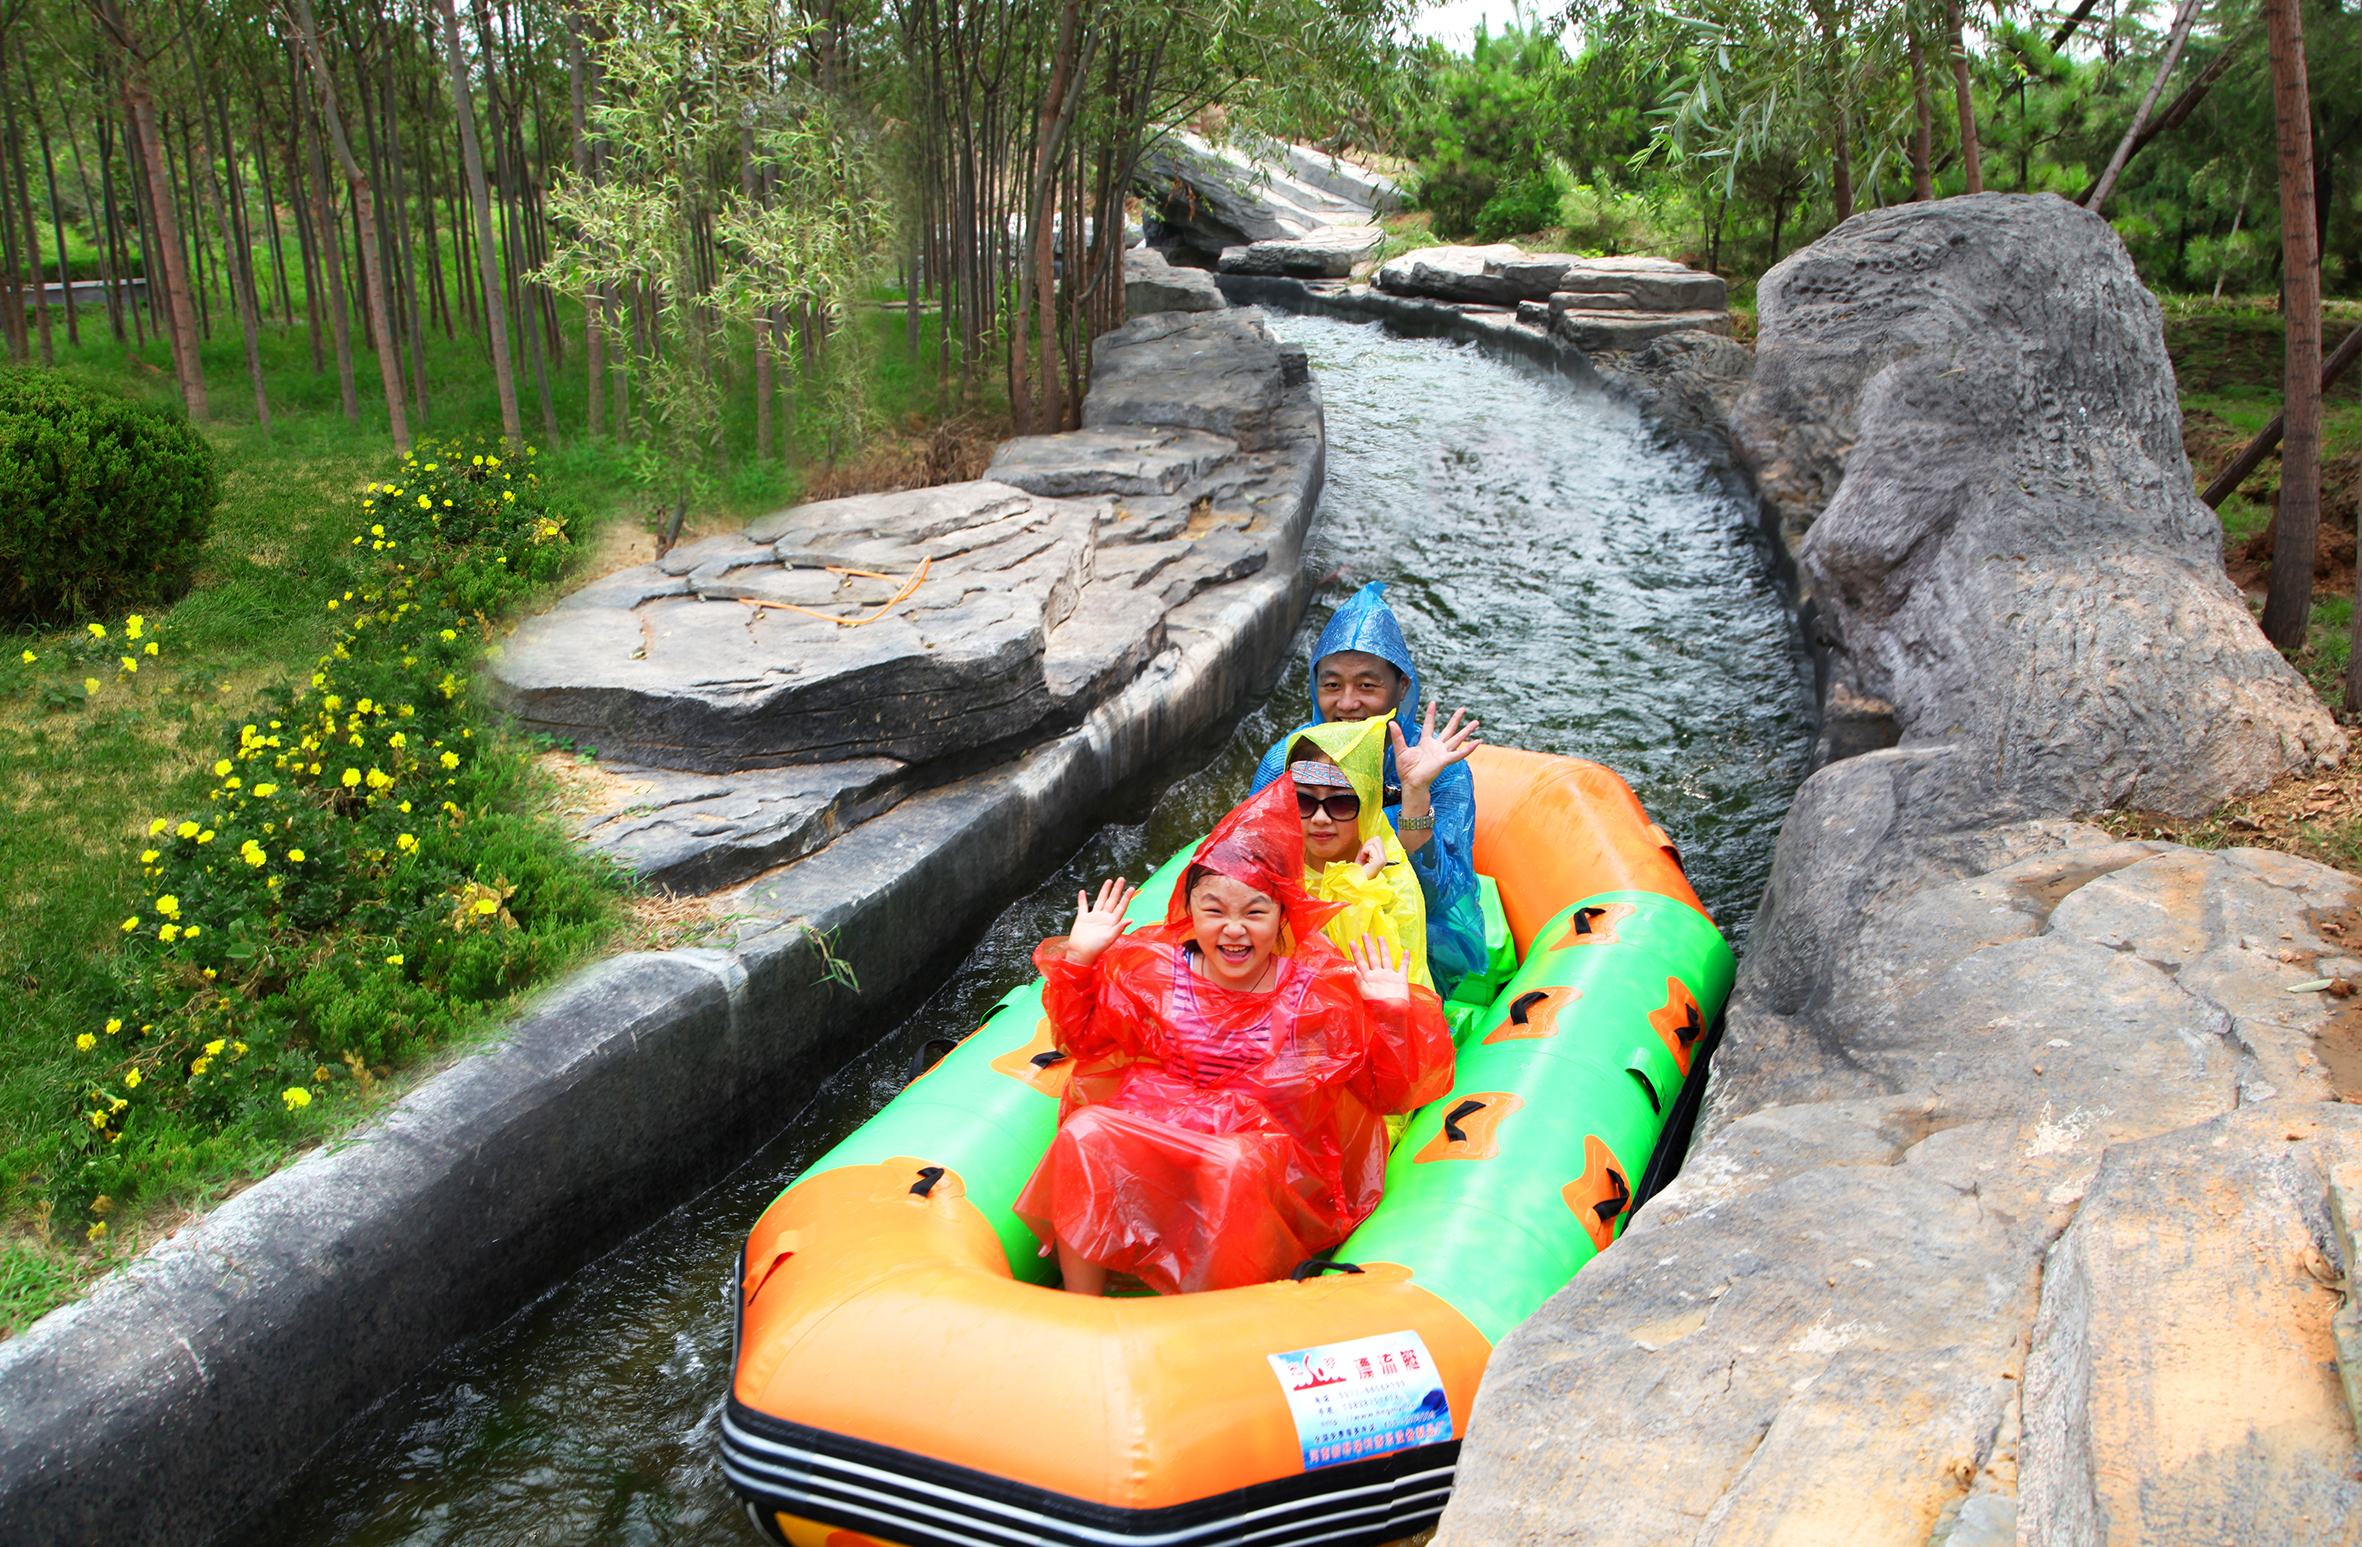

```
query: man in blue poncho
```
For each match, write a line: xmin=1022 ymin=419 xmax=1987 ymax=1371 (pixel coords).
xmin=1250 ymin=582 xmax=1487 ymax=987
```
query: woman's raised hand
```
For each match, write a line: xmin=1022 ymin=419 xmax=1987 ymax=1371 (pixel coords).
xmin=1067 ymin=877 xmax=1138 ymax=966
xmin=1389 ymin=702 xmax=1481 ymax=796
xmin=1349 ymin=933 xmax=1411 ymax=1003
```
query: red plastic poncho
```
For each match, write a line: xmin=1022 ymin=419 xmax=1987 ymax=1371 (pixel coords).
xmin=1013 ymin=781 xmax=1455 ymax=1294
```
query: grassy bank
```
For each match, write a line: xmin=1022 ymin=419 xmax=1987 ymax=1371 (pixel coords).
xmin=0 ymin=302 xmax=984 ymax=1332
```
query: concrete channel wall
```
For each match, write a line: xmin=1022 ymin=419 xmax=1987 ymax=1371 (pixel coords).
xmin=0 ymin=322 xmax=1325 ymax=1545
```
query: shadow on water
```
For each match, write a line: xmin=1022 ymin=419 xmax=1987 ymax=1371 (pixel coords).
xmin=248 ymin=312 xmax=1815 ymax=1546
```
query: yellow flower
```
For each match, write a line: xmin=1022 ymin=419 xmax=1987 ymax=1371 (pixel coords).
xmin=473 ymin=455 xmax=484 ymax=466
xmin=84 ymin=677 xmax=99 ymax=695
xmin=119 ymin=656 xmax=137 ymax=674
xmin=105 ymin=1019 xmax=121 ymax=1035
xmin=88 ymin=1112 xmax=106 ymax=1131
xmin=386 ymin=953 xmax=405 ymax=966
xmin=75 ymin=1033 xmax=94 ymax=1052
xmin=87 ymin=623 xmax=106 ymax=639
xmin=239 ymin=840 xmax=267 ymax=868
xmin=86 ymin=1221 xmax=106 ymax=1242
xmin=184 ymin=926 xmax=200 ymax=939
xmin=440 ymin=629 xmax=457 ymax=643
xmin=474 ymin=898 xmax=498 ymax=916
xmin=326 ymin=600 xmax=338 ymax=610
xmin=440 ymin=751 xmax=461 ymax=770
xmin=396 ymin=833 xmax=417 ymax=852
xmin=155 ymin=895 xmax=181 ymax=920
xmin=418 ymin=495 xmax=432 ymax=509
xmin=254 ymin=783 xmax=277 ymax=798
xmin=125 ymin=615 xmax=144 ymax=639
xmin=213 ymin=759 xmax=232 ymax=777
xmin=341 ymin=768 xmax=362 ymax=788
xmin=357 ymin=698 xmax=374 ymax=714
xmin=158 ymin=924 xmax=179 ymax=942
xmin=19 ymin=649 xmax=33 ymax=664
xmin=389 ymin=732 xmax=407 ymax=750
xmin=282 ymin=1087 xmax=312 ymax=1110
xmin=190 ymin=1056 xmax=210 ymax=1076
xmin=120 ymin=916 xmax=138 ymax=932
xmin=144 ymin=642 xmax=158 ymax=657
xmin=140 ymin=849 xmax=159 ymax=864
xmin=366 ymin=769 xmax=393 ymax=791
xmin=323 ymin=696 xmax=342 ymax=712
xmin=223 ymin=776 xmax=240 ymax=791
xmin=196 ymin=829 xmax=215 ymax=844
xmin=371 ymin=524 xmax=385 ymax=537
xmin=177 ymin=820 xmax=199 ymax=838
xmin=286 ymin=848 xmax=305 ymax=863
xmin=124 ymin=1069 xmax=140 ymax=1089
xmin=205 ymin=1039 xmax=225 ymax=1056
xmin=503 ymin=489 xmax=516 ymax=503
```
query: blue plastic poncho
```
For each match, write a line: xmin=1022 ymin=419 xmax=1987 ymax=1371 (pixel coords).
xmin=1250 ymin=583 xmax=1487 ymax=986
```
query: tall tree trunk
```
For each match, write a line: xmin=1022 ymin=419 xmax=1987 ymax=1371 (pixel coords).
xmin=299 ymin=51 xmax=358 ymax=419
xmin=8 ymin=72 xmax=55 ymax=363
xmin=199 ymin=132 xmax=269 ymax=428
xmin=438 ymin=0 xmax=522 ymax=446
xmin=25 ymin=67 xmax=79 ymax=350
xmin=100 ymin=0 xmax=206 ymax=418
xmin=2085 ymin=0 xmax=2202 ymax=215
xmin=1949 ymin=1 xmax=1982 ymax=194
xmin=566 ymin=7 xmax=603 ymax=437
xmin=293 ymin=0 xmax=410 ymax=453
xmin=1909 ymin=32 xmax=1936 ymax=200
xmin=2260 ymin=0 xmax=2318 ymax=651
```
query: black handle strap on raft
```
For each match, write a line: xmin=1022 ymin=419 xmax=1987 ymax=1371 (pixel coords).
xmin=1290 ymin=1258 xmax=1365 ymax=1281
xmin=1678 ymin=1001 xmax=1705 ymax=1048
xmin=1442 ymin=1098 xmax=1486 ymax=1143
xmin=1572 ymin=905 xmax=1607 ymax=936
xmin=1030 ymin=1048 xmax=1070 ymax=1068
xmin=1632 ymin=1006 xmax=1730 ymax=1216
xmin=909 ymin=1165 xmax=945 ymax=1197
xmin=909 ymin=1037 xmax=960 ymax=1081
xmin=1594 ymin=1167 xmax=1631 ymax=1224
xmin=1628 ymin=1068 xmax=1661 ymax=1114
xmin=1508 ymin=990 xmax=1550 ymax=1027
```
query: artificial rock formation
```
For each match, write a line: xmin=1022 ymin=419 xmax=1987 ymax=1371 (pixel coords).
xmin=1441 ymin=194 xmax=2361 ymax=1547
xmin=1375 ymin=246 xmax=1731 ymax=353
xmin=493 ymin=306 xmax=1321 ymax=888
xmin=1123 ymin=246 xmax=1224 ymax=317
xmin=1138 ymin=130 xmax=1399 ymax=259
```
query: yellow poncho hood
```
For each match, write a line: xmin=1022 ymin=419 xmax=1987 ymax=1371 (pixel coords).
xmin=1290 ymin=716 xmax=1432 ymax=990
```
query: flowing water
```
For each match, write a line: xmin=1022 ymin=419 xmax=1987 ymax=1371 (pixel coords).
xmin=251 ymin=311 xmax=1816 ymax=1546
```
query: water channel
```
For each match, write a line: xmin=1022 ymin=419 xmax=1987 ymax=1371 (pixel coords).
xmin=250 ymin=311 xmax=1817 ymax=1546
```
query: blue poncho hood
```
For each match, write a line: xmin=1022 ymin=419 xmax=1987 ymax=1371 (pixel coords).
xmin=1310 ymin=583 xmax=1420 ymax=732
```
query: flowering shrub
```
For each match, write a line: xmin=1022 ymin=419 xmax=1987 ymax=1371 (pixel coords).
xmin=53 ymin=441 xmax=626 ymax=1229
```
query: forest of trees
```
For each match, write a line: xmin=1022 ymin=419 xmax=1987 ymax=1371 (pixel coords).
xmin=0 ymin=0 xmax=2348 ymax=583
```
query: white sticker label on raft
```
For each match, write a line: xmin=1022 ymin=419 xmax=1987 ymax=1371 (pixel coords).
xmin=1267 ymin=1329 xmax=1452 ymax=1470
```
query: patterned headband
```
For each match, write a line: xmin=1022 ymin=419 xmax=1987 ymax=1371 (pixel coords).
xmin=1289 ymin=760 xmax=1352 ymax=788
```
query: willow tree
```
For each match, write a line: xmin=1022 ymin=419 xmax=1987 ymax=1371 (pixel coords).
xmin=541 ymin=0 xmax=885 ymax=550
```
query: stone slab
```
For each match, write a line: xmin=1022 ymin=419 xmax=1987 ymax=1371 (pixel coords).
xmin=1082 ymin=308 xmax=1287 ymax=451
xmin=1550 ymin=307 xmax=1733 ymax=353
xmin=985 ymin=425 xmax=1238 ymax=497
xmin=572 ymin=759 xmax=910 ymax=894
xmin=1377 ymin=246 xmax=1725 ymax=310
xmin=1138 ymin=130 xmax=1379 ymax=254
xmin=1123 ymin=246 xmax=1224 ymax=317
xmin=1216 ymin=225 xmax=1384 ymax=278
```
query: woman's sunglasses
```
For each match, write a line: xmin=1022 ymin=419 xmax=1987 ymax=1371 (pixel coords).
xmin=1296 ymin=790 xmax=1362 ymax=822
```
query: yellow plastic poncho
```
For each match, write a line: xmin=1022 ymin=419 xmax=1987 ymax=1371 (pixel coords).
xmin=1292 ymin=715 xmax=1434 ymax=992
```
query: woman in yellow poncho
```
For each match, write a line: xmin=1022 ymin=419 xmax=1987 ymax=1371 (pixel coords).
xmin=1287 ymin=716 xmax=1434 ymax=992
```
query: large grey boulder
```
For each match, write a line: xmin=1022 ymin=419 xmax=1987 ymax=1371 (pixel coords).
xmin=1279 ymin=144 xmax=1406 ymax=213
xmin=493 ymin=308 xmax=1313 ymax=775
xmin=1216 ymin=225 xmax=1385 ymax=279
xmin=1736 ymin=193 xmax=2339 ymax=819
xmin=1549 ymin=306 xmax=1732 ymax=353
xmin=571 ymin=759 xmax=908 ymax=893
xmin=1123 ymin=246 xmax=1224 ymax=317
xmin=1440 ymin=193 xmax=2360 ymax=1547
xmin=1082 ymin=308 xmax=1287 ymax=451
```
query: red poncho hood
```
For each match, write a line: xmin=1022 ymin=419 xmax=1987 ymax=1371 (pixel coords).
xmin=1146 ymin=780 xmax=1344 ymax=947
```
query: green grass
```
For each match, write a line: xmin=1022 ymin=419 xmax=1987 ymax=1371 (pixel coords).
xmin=0 ymin=290 xmax=974 ymax=1333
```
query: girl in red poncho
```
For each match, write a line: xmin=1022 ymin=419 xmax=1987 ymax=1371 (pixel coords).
xmin=1014 ymin=780 xmax=1456 ymax=1296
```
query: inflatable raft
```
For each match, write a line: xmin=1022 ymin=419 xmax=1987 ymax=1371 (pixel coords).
xmin=721 ymin=745 xmax=1735 ymax=1547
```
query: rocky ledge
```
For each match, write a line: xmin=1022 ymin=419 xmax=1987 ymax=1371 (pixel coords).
xmin=1439 ymin=195 xmax=2357 ymax=1546
xmin=493 ymin=306 xmax=1320 ymax=891
xmin=1378 ymin=244 xmax=1730 ymax=352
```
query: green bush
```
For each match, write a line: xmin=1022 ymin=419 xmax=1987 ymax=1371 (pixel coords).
xmin=0 ymin=368 xmax=220 ymax=625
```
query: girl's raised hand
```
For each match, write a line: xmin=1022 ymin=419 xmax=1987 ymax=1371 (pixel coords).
xmin=1067 ymin=877 xmax=1138 ymax=966
xmin=1349 ymin=933 xmax=1410 ymax=1003
xmin=1355 ymin=836 xmax=1388 ymax=878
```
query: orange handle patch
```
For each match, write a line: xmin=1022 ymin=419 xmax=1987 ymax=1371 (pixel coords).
xmin=989 ymin=1018 xmax=1074 ymax=1099
xmin=1545 ymin=902 xmax=1636 ymax=952
xmin=1484 ymin=987 xmax=1578 ymax=1043
xmin=1563 ymin=1134 xmax=1632 ymax=1253
xmin=1412 ymin=1091 xmax=1524 ymax=1162
xmin=1647 ymin=979 xmax=1706 ymax=1077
